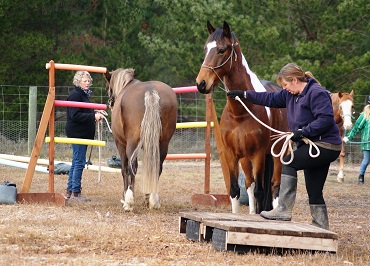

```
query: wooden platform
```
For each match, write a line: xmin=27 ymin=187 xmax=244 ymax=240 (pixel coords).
xmin=179 ymin=211 xmax=338 ymax=253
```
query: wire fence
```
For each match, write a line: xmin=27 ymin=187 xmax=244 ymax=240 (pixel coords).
xmin=0 ymin=85 xmax=366 ymax=165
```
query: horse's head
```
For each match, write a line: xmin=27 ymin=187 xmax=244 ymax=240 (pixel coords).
xmin=104 ymin=68 xmax=135 ymax=109
xmin=103 ymin=70 xmax=114 ymax=108
xmin=338 ymin=90 xmax=355 ymax=131
xmin=196 ymin=21 xmax=239 ymax=94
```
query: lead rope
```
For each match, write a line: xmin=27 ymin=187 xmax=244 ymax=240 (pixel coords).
xmin=94 ymin=110 xmax=112 ymax=183
xmin=234 ymin=96 xmax=320 ymax=165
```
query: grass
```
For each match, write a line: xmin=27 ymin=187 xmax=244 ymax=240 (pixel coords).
xmin=0 ymin=160 xmax=369 ymax=265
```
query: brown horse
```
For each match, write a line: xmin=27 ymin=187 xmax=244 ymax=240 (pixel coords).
xmin=196 ymin=21 xmax=289 ymax=214
xmin=104 ymin=68 xmax=178 ymax=211
xmin=330 ymin=90 xmax=354 ymax=183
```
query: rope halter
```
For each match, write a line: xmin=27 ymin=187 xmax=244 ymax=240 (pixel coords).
xmin=201 ymin=41 xmax=239 ymax=93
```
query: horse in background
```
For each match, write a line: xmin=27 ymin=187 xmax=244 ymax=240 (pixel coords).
xmin=104 ymin=68 xmax=178 ymax=211
xmin=196 ymin=21 xmax=289 ymax=214
xmin=330 ymin=90 xmax=354 ymax=183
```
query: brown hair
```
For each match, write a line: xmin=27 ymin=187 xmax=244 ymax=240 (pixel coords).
xmin=276 ymin=63 xmax=321 ymax=86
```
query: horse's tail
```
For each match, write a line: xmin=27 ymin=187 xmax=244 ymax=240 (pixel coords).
xmin=263 ymin=154 xmax=273 ymax=211
xmin=131 ymin=90 xmax=162 ymax=194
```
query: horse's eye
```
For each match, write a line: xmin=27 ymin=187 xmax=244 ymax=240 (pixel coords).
xmin=218 ymin=48 xmax=226 ymax=54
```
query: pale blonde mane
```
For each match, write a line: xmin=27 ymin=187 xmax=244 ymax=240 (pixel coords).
xmin=110 ymin=68 xmax=135 ymax=99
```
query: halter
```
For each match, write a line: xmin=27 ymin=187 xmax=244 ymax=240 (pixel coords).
xmin=201 ymin=41 xmax=239 ymax=92
xmin=341 ymin=113 xmax=355 ymax=119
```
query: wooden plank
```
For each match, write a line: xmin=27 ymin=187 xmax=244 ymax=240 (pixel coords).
xmin=21 ymin=87 xmax=55 ymax=193
xmin=179 ymin=212 xmax=264 ymax=223
xmin=226 ymin=231 xmax=337 ymax=252
xmin=203 ymin=220 xmax=337 ymax=240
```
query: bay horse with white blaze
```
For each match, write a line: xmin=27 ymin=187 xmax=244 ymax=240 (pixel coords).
xmin=330 ymin=90 xmax=354 ymax=183
xmin=104 ymin=68 xmax=178 ymax=211
xmin=196 ymin=21 xmax=289 ymax=214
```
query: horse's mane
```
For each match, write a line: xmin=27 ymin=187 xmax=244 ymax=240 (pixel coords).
xmin=110 ymin=68 xmax=135 ymax=98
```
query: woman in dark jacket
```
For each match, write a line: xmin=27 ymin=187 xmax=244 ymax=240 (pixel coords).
xmin=65 ymin=71 xmax=104 ymax=202
xmin=227 ymin=63 xmax=342 ymax=230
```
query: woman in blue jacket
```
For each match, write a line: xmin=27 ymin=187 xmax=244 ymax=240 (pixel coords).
xmin=343 ymin=97 xmax=370 ymax=184
xmin=227 ymin=63 xmax=342 ymax=230
xmin=65 ymin=71 xmax=104 ymax=202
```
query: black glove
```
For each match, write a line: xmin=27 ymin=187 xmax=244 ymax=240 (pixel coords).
xmin=291 ymin=129 xmax=304 ymax=142
xmin=227 ymin=90 xmax=245 ymax=100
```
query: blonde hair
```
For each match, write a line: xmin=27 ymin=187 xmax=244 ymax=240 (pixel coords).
xmin=276 ymin=63 xmax=321 ymax=86
xmin=363 ymin=105 xmax=370 ymax=119
xmin=73 ymin=71 xmax=93 ymax=86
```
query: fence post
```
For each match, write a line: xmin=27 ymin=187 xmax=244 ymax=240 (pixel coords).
xmin=28 ymin=86 xmax=37 ymax=156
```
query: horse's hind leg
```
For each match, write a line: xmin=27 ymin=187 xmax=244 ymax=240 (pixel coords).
xmin=272 ymin=156 xmax=282 ymax=209
xmin=118 ymin=145 xmax=137 ymax=212
xmin=144 ymin=142 xmax=170 ymax=210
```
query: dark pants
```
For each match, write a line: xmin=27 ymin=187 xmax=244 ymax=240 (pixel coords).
xmin=282 ymin=144 xmax=340 ymax=205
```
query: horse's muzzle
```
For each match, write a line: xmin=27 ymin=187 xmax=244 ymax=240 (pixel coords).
xmin=196 ymin=80 xmax=208 ymax=94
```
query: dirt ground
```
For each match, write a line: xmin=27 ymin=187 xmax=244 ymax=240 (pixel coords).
xmin=0 ymin=160 xmax=369 ymax=266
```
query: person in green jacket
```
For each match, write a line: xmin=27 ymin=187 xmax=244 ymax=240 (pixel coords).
xmin=343 ymin=96 xmax=370 ymax=184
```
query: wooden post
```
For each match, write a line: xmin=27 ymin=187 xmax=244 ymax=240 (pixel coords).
xmin=191 ymin=94 xmax=230 ymax=207
xmin=204 ymin=94 xmax=212 ymax=194
xmin=48 ymin=61 xmax=55 ymax=193
xmin=18 ymin=60 xmax=66 ymax=206
xmin=209 ymin=98 xmax=231 ymax=194
xmin=28 ymin=86 xmax=37 ymax=156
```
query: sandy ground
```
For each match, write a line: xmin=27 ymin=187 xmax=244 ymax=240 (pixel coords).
xmin=0 ymin=160 xmax=369 ymax=265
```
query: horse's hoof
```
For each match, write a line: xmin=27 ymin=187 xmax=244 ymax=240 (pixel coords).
xmin=337 ymin=177 xmax=344 ymax=183
xmin=149 ymin=203 xmax=161 ymax=210
xmin=121 ymin=199 xmax=133 ymax=211
xmin=122 ymin=203 xmax=133 ymax=212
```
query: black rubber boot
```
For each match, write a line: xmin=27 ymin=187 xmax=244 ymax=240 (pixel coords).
xmin=260 ymin=174 xmax=297 ymax=221
xmin=358 ymin=174 xmax=364 ymax=184
xmin=310 ymin=204 xmax=329 ymax=230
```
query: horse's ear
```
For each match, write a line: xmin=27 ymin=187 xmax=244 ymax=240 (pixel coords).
xmin=350 ymin=90 xmax=354 ymax=96
xmin=207 ymin=21 xmax=216 ymax=34
xmin=338 ymin=91 xmax=343 ymax=98
xmin=222 ymin=21 xmax=232 ymax=39
xmin=104 ymin=70 xmax=111 ymax=82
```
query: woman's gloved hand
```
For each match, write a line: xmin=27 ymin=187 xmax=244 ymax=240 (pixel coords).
xmin=227 ymin=90 xmax=245 ymax=100
xmin=291 ymin=129 xmax=304 ymax=142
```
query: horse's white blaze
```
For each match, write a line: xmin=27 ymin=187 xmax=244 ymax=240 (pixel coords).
xmin=149 ymin=192 xmax=161 ymax=209
xmin=121 ymin=187 xmax=134 ymax=211
xmin=203 ymin=41 xmax=217 ymax=64
xmin=230 ymin=196 xmax=240 ymax=214
xmin=247 ymin=182 xmax=256 ymax=214
xmin=340 ymin=99 xmax=354 ymax=130
xmin=241 ymin=54 xmax=271 ymax=118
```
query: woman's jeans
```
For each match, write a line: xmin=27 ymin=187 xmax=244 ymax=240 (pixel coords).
xmin=359 ymin=150 xmax=370 ymax=175
xmin=67 ymin=144 xmax=87 ymax=193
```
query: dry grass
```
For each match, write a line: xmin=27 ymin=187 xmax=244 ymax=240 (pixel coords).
xmin=0 ymin=160 xmax=369 ymax=266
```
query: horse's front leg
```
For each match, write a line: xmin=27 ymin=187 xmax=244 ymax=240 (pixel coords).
xmin=337 ymin=143 xmax=345 ymax=183
xmin=251 ymin=154 xmax=266 ymax=214
xmin=240 ymin=158 xmax=255 ymax=214
xmin=224 ymin=156 xmax=241 ymax=213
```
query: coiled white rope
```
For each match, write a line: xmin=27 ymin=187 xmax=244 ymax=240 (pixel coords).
xmin=234 ymin=96 xmax=320 ymax=165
